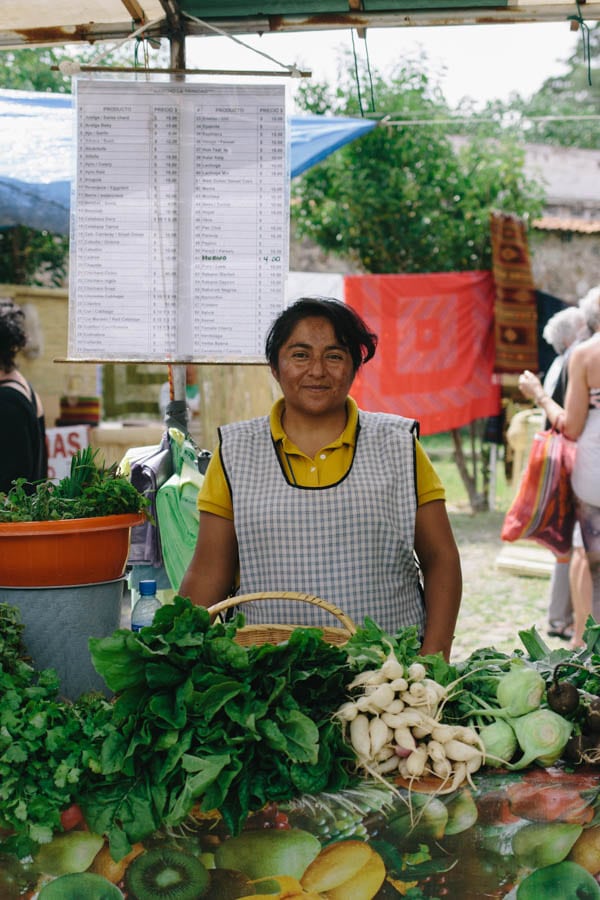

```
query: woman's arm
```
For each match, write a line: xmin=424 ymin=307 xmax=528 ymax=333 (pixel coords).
xmin=179 ymin=511 xmax=238 ymax=608
xmin=413 ymin=499 xmax=462 ymax=661
xmin=519 ymin=345 xmax=590 ymax=439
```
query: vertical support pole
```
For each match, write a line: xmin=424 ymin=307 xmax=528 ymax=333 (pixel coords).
xmin=488 ymin=443 xmax=498 ymax=512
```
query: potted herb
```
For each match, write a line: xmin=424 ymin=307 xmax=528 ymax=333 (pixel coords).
xmin=0 ymin=449 xmax=149 ymax=699
xmin=0 ymin=447 xmax=148 ymax=587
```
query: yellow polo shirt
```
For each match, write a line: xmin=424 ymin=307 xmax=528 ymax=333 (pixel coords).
xmin=198 ymin=398 xmax=445 ymax=519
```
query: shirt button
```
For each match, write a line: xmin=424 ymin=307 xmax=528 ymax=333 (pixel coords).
xmin=319 ymin=453 xmax=327 ymax=459
xmin=310 ymin=466 xmax=316 ymax=472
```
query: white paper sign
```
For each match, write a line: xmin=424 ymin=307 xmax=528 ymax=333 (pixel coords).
xmin=68 ymin=80 xmax=289 ymax=362
xmin=46 ymin=425 xmax=90 ymax=482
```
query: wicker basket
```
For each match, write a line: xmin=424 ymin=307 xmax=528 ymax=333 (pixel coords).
xmin=207 ymin=591 xmax=357 ymax=647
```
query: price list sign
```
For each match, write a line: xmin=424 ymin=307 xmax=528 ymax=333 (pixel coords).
xmin=68 ymin=80 xmax=289 ymax=361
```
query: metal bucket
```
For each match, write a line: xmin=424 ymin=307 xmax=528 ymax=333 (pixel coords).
xmin=0 ymin=577 xmax=125 ymax=700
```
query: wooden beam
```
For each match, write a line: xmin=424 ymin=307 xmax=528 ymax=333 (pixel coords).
xmin=1 ymin=3 xmax=599 ymax=50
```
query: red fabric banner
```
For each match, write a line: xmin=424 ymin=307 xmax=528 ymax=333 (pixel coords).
xmin=345 ymin=271 xmax=501 ymax=436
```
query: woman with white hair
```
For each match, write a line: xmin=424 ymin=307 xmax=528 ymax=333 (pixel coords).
xmin=541 ymin=305 xmax=588 ymax=411
xmin=520 ymin=286 xmax=600 ymax=646
xmin=538 ymin=305 xmax=589 ymax=641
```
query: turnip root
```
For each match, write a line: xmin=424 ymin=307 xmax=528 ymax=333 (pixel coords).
xmin=426 ymin=740 xmax=447 ymax=763
xmin=335 ymin=701 xmax=359 ymax=722
xmin=375 ymin=745 xmax=396 ymax=762
xmin=430 ymin=723 xmax=456 ymax=744
xmin=412 ymin=722 xmax=434 ymax=740
xmin=350 ymin=714 xmax=371 ymax=759
xmin=394 ymin=726 xmax=417 ymax=754
xmin=382 ymin=709 xmax=435 ymax=730
xmin=369 ymin=716 xmax=392 ymax=756
xmin=349 ymin=669 xmax=388 ymax=689
xmin=381 ymin=652 xmax=405 ymax=680
xmin=335 ymin=654 xmax=482 ymax=795
xmin=405 ymin=746 xmax=428 ymax=778
xmin=407 ymin=662 xmax=427 ymax=682
xmin=375 ymin=754 xmax=402 ymax=775
xmin=443 ymin=739 xmax=482 ymax=763
xmin=368 ymin=683 xmax=396 ymax=712
xmin=432 ymin=756 xmax=452 ymax=780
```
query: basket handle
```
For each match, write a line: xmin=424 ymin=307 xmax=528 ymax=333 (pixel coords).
xmin=207 ymin=591 xmax=357 ymax=635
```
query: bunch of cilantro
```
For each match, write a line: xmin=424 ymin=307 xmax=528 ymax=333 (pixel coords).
xmin=0 ymin=605 xmax=111 ymax=859
xmin=84 ymin=596 xmax=359 ymax=860
xmin=0 ymin=447 xmax=148 ymax=521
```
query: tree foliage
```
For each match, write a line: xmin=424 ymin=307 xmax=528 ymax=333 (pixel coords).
xmin=514 ymin=23 xmax=599 ymax=148
xmin=292 ymin=62 xmax=545 ymax=274
xmin=470 ymin=23 xmax=600 ymax=149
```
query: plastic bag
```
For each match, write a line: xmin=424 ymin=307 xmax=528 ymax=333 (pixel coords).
xmin=501 ymin=428 xmax=577 ymax=557
xmin=155 ymin=428 xmax=210 ymax=590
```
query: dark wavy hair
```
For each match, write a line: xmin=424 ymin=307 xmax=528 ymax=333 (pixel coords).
xmin=0 ymin=302 xmax=27 ymax=373
xmin=265 ymin=296 xmax=378 ymax=373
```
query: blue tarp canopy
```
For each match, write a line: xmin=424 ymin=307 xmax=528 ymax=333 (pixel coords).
xmin=0 ymin=89 xmax=376 ymax=235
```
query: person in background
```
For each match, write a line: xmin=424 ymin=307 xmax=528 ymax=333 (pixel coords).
xmin=159 ymin=363 xmax=200 ymax=419
xmin=180 ymin=296 xmax=462 ymax=661
xmin=519 ymin=285 xmax=600 ymax=647
xmin=539 ymin=306 xmax=589 ymax=641
xmin=0 ymin=300 xmax=48 ymax=494
xmin=159 ymin=364 xmax=201 ymax=429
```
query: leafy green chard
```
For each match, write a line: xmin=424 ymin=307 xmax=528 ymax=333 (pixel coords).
xmin=0 ymin=447 xmax=148 ymax=522
xmin=85 ymin=596 xmax=358 ymax=860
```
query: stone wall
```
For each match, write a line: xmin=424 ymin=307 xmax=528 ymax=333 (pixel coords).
xmin=529 ymin=230 xmax=600 ymax=304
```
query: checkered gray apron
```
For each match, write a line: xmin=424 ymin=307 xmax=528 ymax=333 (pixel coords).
xmin=219 ymin=410 xmax=425 ymax=635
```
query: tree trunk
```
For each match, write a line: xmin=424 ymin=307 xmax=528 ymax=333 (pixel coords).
xmin=451 ymin=426 xmax=488 ymax=512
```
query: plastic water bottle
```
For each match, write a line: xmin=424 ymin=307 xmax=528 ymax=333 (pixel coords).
xmin=131 ymin=579 xmax=161 ymax=632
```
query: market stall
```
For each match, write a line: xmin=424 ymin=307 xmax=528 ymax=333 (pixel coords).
xmin=1 ymin=590 xmax=600 ymax=899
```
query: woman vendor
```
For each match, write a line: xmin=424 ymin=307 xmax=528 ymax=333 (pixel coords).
xmin=179 ymin=297 xmax=462 ymax=660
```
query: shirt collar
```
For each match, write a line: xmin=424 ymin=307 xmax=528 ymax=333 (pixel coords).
xmin=271 ymin=396 xmax=359 ymax=451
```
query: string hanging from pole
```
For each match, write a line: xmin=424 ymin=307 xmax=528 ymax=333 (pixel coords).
xmin=364 ymin=32 xmax=377 ymax=113
xmin=351 ymin=29 xmax=365 ymax=117
xmin=351 ymin=29 xmax=377 ymax=117
xmin=567 ymin=0 xmax=593 ymax=86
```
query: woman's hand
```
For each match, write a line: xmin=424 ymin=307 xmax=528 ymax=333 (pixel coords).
xmin=518 ymin=370 xmax=545 ymax=403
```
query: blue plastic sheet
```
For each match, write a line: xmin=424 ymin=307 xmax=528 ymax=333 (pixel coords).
xmin=0 ymin=88 xmax=376 ymax=234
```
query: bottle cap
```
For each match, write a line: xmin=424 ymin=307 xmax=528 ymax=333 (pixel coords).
xmin=139 ymin=580 xmax=157 ymax=596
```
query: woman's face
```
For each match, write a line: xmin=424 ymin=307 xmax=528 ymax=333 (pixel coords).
xmin=271 ymin=316 xmax=355 ymax=418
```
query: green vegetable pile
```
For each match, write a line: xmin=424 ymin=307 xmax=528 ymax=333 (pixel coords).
xmin=0 ymin=605 xmax=111 ymax=858
xmin=83 ymin=596 xmax=359 ymax=860
xmin=0 ymin=447 xmax=148 ymax=521
xmin=419 ymin=618 xmax=600 ymax=774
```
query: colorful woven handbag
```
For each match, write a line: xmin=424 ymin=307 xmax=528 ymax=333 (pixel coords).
xmin=501 ymin=428 xmax=577 ymax=557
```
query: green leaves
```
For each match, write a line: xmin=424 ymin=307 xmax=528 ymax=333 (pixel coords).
xmin=0 ymin=623 xmax=111 ymax=857
xmin=0 ymin=448 xmax=148 ymax=521
xmin=292 ymin=59 xmax=545 ymax=274
xmin=84 ymin=596 xmax=358 ymax=856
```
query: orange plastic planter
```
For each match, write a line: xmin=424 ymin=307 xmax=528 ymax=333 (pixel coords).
xmin=0 ymin=513 xmax=144 ymax=587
